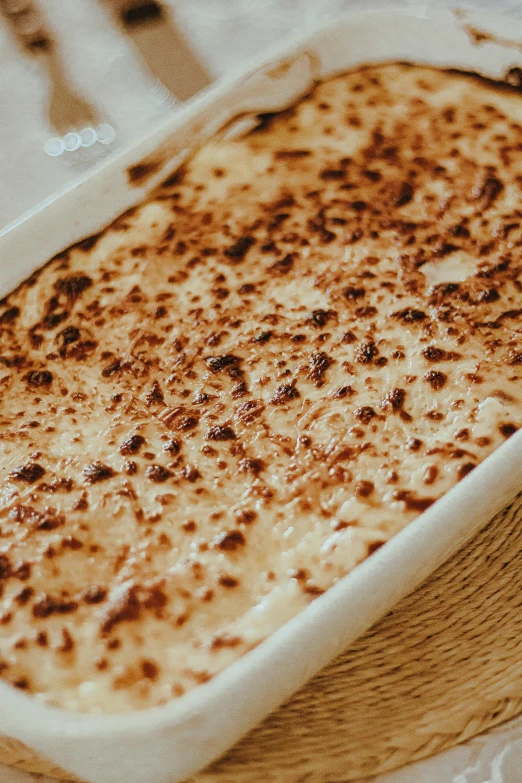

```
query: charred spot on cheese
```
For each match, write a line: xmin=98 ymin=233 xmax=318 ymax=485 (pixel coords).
xmin=102 ymin=360 xmax=122 ymax=378
xmin=24 ymin=370 xmax=53 ymax=388
xmin=15 ymin=587 xmax=34 ymax=606
xmin=145 ymin=381 xmax=164 ymax=406
xmin=82 ymin=587 xmax=108 ymax=604
xmin=0 ymin=306 xmax=20 ymax=324
xmin=171 ymin=415 xmax=199 ymax=432
xmin=395 ymin=181 xmax=415 ymax=207
xmin=307 ymin=309 xmax=335 ymax=328
xmin=457 ymin=462 xmax=476 ymax=480
xmin=204 ymin=354 xmax=241 ymax=373
xmin=141 ymin=660 xmax=159 ymax=680
xmin=308 ymin=352 xmax=333 ymax=387
xmin=238 ymin=458 xmax=265 ymax=475
xmin=9 ymin=463 xmax=46 ymax=484
xmin=213 ymin=530 xmax=246 ymax=551
xmin=355 ymin=340 xmax=378 ymax=364
xmin=355 ymin=480 xmax=374 ymax=497
xmin=344 ymin=286 xmax=366 ymax=301
xmin=423 ymin=371 xmax=447 ymax=390
xmin=274 ymin=149 xmax=311 ymax=160
xmin=422 ymin=346 xmax=460 ymax=362
xmin=54 ymin=274 xmax=93 ymax=302
xmin=268 ymin=253 xmax=295 ymax=276
xmin=127 ymin=160 xmax=162 ymax=185
xmin=123 ymin=461 xmax=137 ymax=475
xmin=0 ymin=556 xmax=11 ymax=580
xmin=250 ymin=330 xmax=273 ymax=344
xmin=507 ymin=350 xmax=522 ymax=365
xmin=218 ymin=575 xmax=239 ymax=588
xmin=478 ymin=288 xmax=500 ymax=303
xmin=392 ymin=490 xmax=435 ymax=511
xmin=57 ymin=326 xmax=80 ymax=346
xmin=381 ymin=388 xmax=406 ymax=413
xmin=210 ymin=633 xmax=242 ymax=650
xmin=473 ymin=174 xmax=504 ymax=208
xmin=163 ymin=438 xmax=181 ymax=455
xmin=83 ymin=462 xmax=116 ymax=484
xmin=101 ymin=587 xmax=141 ymax=635
xmin=333 ymin=385 xmax=354 ymax=399
xmin=9 ymin=505 xmax=65 ymax=531
xmin=119 ymin=435 xmax=146 ymax=456
xmin=235 ymin=400 xmax=264 ymax=423
xmin=393 ymin=308 xmax=427 ymax=323
xmin=224 ymin=236 xmax=255 ymax=262
xmin=367 ymin=541 xmax=385 ymax=556
xmin=354 ymin=406 xmax=376 ymax=424
xmin=182 ymin=465 xmax=201 ymax=482
xmin=270 ymin=383 xmax=300 ymax=405
xmin=205 ymin=425 xmax=236 ymax=441
xmin=12 ymin=563 xmax=31 ymax=581
xmin=145 ymin=465 xmax=173 ymax=483
xmin=32 ymin=594 xmax=78 ymax=619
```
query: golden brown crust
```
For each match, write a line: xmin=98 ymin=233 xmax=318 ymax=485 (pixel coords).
xmin=0 ymin=63 xmax=522 ymax=712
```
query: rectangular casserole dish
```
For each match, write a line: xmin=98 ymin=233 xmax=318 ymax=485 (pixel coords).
xmin=2 ymin=7 xmax=522 ymax=783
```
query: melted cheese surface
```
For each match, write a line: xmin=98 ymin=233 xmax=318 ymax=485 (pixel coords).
xmin=1 ymin=64 xmax=522 ymax=712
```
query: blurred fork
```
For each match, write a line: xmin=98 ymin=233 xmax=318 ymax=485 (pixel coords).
xmin=0 ymin=0 xmax=113 ymax=153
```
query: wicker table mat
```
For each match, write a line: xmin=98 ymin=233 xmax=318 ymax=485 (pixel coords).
xmin=2 ymin=492 xmax=522 ymax=783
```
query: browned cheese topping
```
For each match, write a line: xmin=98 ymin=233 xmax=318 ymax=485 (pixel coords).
xmin=0 ymin=63 xmax=522 ymax=712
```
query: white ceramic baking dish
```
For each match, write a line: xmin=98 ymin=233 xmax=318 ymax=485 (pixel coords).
xmin=2 ymin=8 xmax=522 ymax=783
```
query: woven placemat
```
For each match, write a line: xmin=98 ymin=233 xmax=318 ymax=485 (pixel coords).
xmin=2 ymin=492 xmax=522 ymax=783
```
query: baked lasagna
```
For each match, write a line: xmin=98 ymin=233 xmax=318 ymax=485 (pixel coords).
xmin=0 ymin=63 xmax=521 ymax=711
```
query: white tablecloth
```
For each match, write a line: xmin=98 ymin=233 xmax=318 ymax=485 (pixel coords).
xmin=2 ymin=0 xmax=522 ymax=229
xmin=2 ymin=1 xmax=522 ymax=781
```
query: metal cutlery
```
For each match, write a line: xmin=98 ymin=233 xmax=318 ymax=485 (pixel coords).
xmin=0 ymin=0 xmax=114 ymax=155
xmin=0 ymin=0 xmax=211 ymax=157
xmin=105 ymin=0 xmax=212 ymax=101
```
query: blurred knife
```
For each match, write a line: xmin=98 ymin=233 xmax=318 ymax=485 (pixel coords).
xmin=106 ymin=0 xmax=212 ymax=102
